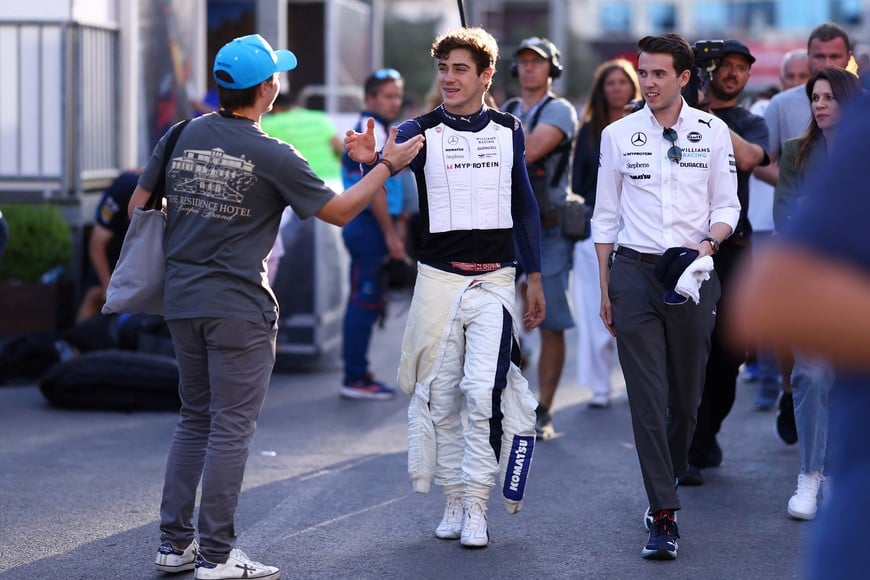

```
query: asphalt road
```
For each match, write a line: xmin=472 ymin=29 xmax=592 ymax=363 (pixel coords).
xmin=0 ymin=303 xmax=808 ymax=579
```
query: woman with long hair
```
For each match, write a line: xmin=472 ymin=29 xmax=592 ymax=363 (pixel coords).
xmin=571 ymin=58 xmax=640 ymax=408
xmin=775 ymin=67 xmax=862 ymax=227
xmin=773 ymin=66 xmax=862 ymax=521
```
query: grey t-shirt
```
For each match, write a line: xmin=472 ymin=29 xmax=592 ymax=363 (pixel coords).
xmin=764 ymin=84 xmax=810 ymax=159
xmin=140 ymin=113 xmax=335 ymax=323
xmin=505 ymin=94 xmax=577 ymax=212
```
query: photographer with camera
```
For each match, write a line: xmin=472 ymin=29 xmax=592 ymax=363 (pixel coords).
xmin=502 ymin=37 xmax=578 ymax=440
xmin=680 ymin=40 xmax=771 ymax=487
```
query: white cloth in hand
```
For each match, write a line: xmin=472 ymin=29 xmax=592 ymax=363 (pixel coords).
xmin=675 ymin=256 xmax=715 ymax=304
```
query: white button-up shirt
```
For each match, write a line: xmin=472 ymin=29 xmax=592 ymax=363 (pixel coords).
xmin=592 ymin=99 xmax=740 ymax=254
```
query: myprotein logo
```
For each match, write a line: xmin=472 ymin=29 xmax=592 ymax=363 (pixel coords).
xmin=503 ymin=435 xmax=534 ymax=501
xmin=446 ymin=161 xmax=500 ymax=170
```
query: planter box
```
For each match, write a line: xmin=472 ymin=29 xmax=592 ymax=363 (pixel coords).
xmin=0 ymin=281 xmax=75 ymax=337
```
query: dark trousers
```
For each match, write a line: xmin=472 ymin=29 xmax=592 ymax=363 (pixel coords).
xmin=160 ymin=317 xmax=277 ymax=562
xmin=609 ymin=254 xmax=720 ymax=511
xmin=689 ymin=241 xmax=746 ymax=466
xmin=341 ymin=211 xmax=387 ymax=383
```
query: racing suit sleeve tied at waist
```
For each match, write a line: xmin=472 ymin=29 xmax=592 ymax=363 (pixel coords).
xmin=400 ymin=263 xmax=538 ymax=512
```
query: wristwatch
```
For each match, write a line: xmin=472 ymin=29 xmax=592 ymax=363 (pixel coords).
xmin=701 ymin=237 xmax=720 ymax=254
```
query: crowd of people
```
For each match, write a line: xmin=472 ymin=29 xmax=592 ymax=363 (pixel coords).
xmin=56 ymin=19 xmax=865 ymax=580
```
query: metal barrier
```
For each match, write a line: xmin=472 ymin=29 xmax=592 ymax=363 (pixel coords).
xmin=0 ymin=21 xmax=119 ymax=199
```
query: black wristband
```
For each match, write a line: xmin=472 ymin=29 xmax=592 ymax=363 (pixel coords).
xmin=377 ymin=157 xmax=399 ymax=177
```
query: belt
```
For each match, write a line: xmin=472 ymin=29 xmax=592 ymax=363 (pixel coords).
xmin=541 ymin=215 xmax=559 ymax=228
xmin=449 ymin=261 xmax=503 ymax=273
xmin=615 ymin=246 xmax=661 ymax=265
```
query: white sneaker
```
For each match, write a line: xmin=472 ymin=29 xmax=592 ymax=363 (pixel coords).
xmin=435 ymin=493 xmax=464 ymax=539
xmin=788 ymin=471 xmax=823 ymax=520
xmin=588 ymin=393 xmax=611 ymax=408
xmin=460 ymin=498 xmax=489 ymax=548
xmin=155 ymin=539 xmax=198 ymax=573
xmin=194 ymin=549 xmax=280 ymax=580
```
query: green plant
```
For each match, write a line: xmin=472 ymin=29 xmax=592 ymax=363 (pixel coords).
xmin=0 ymin=203 xmax=73 ymax=282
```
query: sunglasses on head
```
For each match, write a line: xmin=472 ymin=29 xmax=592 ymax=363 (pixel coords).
xmin=662 ymin=128 xmax=682 ymax=163
xmin=373 ymin=68 xmax=402 ymax=80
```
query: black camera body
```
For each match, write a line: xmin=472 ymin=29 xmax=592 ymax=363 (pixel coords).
xmin=683 ymin=40 xmax=724 ymax=107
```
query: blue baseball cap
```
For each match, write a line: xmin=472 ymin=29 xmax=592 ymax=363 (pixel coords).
xmin=213 ymin=34 xmax=298 ymax=90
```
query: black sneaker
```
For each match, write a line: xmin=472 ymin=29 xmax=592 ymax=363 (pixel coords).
xmin=688 ymin=440 xmax=722 ymax=469
xmin=534 ymin=404 xmax=555 ymax=440
xmin=642 ymin=510 xmax=679 ymax=560
xmin=776 ymin=392 xmax=798 ymax=445
xmin=678 ymin=465 xmax=704 ymax=487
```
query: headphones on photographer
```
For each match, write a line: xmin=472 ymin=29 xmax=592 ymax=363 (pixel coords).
xmin=510 ymin=38 xmax=563 ymax=79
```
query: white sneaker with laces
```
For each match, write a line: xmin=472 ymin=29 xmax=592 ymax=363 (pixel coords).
xmin=788 ymin=470 xmax=823 ymax=520
xmin=588 ymin=393 xmax=611 ymax=408
xmin=460 ymin=498 xmax=489 ymax=548
xmin=194 ymin=548 xmax=280 ymax=580
xmin=155 ymin=539 xmax=198 ymax=573
xmin=435 ymin=493 xmax=464 ymax=539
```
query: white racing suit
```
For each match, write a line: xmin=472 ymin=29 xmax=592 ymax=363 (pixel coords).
xmin=399 ymin=263 xmax=537 ymax=513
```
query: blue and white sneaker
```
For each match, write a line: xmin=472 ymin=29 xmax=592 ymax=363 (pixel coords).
xmin=155 ymin=538 xmax=198 ymax=573
xmin=644 ymin=479 xmax=679 ymax=531
xmin=340 ymin=374 xmax=397 ymax=400
xmin=642 ymin=510 xmax=679 ymax=560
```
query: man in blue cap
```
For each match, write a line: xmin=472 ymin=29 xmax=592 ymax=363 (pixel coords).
xmin=133 ymin=34 xmax=424 ymax=579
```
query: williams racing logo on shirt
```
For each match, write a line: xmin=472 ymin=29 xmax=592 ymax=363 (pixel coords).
xmin=503 ymin=434 xmax=534 ymax=501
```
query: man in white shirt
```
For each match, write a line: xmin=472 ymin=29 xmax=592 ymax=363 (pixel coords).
xmin=592 ymin=33 xmax=739 ymax=561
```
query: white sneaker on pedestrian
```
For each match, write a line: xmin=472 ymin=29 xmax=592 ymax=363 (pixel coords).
xmin=155 ymin=539 xmax=198 ymax=573
xmin=788 ymin=471 xmax=823 ymax=520
xmin=435 ymin=493 xmax=464 ymax=539
xmin=460 ymin=498 xmax=489 ymax=548
xmin=588 ymin=393 xmax=611 ymax=408
xmin=194 ymin=549 xmax=280 ymax=580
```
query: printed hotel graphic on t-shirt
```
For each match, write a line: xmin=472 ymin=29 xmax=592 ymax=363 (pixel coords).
xmin=166 ymin=148 xmax=257 ymax=220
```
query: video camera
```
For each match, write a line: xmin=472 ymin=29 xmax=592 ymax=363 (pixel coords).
xmin=682 ymin=40 xmax=724 ymax=107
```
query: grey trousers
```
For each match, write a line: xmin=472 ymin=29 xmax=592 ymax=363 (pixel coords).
xmin=160 ymin=317 xmax=277 ymax=562
xmin=609 ymin=255 xmax=719 ymax=512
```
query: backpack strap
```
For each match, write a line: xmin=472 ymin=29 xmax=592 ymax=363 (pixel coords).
xmin=505 ymin=96 xmax=571 ymax=188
